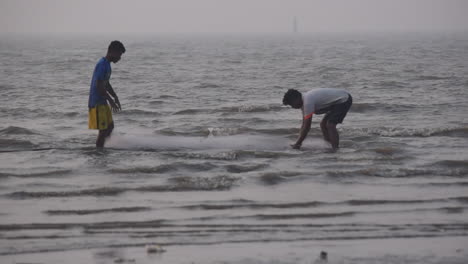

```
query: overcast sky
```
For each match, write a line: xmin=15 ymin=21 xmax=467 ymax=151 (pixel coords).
xmin=1 ymin=0 xmax=467 ymax=34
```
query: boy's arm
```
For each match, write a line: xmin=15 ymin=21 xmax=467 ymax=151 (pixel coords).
xmin=291 ymin=117 xmax=312 ymax=149
xmin=106 ymin=83 xmax=121 ymax=111
xmin=97 ymin=80 xmax=119 ymax=112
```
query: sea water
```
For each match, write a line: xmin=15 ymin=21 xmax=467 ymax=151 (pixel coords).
xmin=1 ymin=33 xmax=468 ymax=263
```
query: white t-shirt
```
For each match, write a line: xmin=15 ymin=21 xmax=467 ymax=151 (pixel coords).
xmin=302 ymin=88 xmax=350 ymax=119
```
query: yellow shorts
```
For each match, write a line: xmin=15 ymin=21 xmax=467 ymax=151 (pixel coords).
xmin=88 ymin=104 xmax=113 ymax=130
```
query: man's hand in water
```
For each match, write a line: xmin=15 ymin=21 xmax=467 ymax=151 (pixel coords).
xmin=291 ymin=143 xmax=301 ymax=149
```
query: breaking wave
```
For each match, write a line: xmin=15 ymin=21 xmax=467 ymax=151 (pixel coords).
xmin=0 ymin=126 xmax=39 ymax=135
xmin=179 ymin=196 xmax=468 ymax=211
xmin=6 ymin=176 xmax=240 ymax=199
xmin=351 ymin=126 xmax=468 ymax=138
xmin=0 ymin=138 xmax=36 ymax=149
xmin=44 ymin=206 xmax=152 ymax=215
xmin=109 ymin=162 xmax=218 ymax=174
xmin=0 ymin=168 xmax=72 ymax=178
xmin=327 ymin=168 xmax=432 ymax=178
xmin=119 ymin=109 xmax=161 ymax=116
xmin=259 ymin=171 xmax=303 ymax=185
xmin=193 ymin=83 xmax=220 ymax=89
xmin=166 ymin=151 xmax=238 ymax=161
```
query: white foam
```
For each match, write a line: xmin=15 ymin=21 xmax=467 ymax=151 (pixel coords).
xmin=105 ymin=134 xmax=291 ymax=151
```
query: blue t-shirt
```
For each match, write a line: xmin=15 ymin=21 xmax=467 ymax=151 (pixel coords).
xmin=88 ymin=57 xmax=111 ymax=108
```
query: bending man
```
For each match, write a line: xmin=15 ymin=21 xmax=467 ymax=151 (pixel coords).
xmin=282 ymin=88 xmax=352 ymax=150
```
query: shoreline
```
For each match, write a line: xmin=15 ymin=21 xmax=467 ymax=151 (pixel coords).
xmin=2 ymin=236 xmax=467 ymax=264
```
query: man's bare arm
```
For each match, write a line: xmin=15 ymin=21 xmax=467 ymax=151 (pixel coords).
xmin=97 ymin=80 xmax=119 ymax=112
xmin=106 ymin=83 xmax=121 ymax=111
xmin=292 ymin=117 xmax=312 ymax=149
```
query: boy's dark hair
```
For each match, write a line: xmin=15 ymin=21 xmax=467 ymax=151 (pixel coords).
xmin=282 ymin=89 xmax=302 ymax=105
xmin=108 ymin=40 xmax=126 ymax=54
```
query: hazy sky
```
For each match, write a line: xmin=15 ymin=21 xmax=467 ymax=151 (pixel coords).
xmin=1 ymin=0 xmax=467 ymax=34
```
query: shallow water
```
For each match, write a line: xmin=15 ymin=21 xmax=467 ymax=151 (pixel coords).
xmin=1 ymin=32 xmax=468 ymax=263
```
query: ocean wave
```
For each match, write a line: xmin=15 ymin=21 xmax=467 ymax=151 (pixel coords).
xmin=327 ymin=168 xmax=431 ymax=178
xmin=346 ymin=198 xmax=447 ymax=206
xmin=329 ymin=164 xmax=468 ymax=178
xmin=236 ymin=150 xmax=298 ymax=159
xmin=351 ymin=102 xmax=417 ymax=114
xmin=432 ymin=160 xmax=468 ymax=168
xmin=376 ymin=80 xmax=408 ymax=88
xmin=372 ymin=147 xmax=404 ymax=156
xmin=345 ymin=196 xmax=468 ymax=207
xmin=7 ymin=187 xmax=126 ymax=199
xmin=352 ymin=126 xmax=468 ymax=138
xmin=148 ymin=100 xmax=164 ymax=105
xmin=157 ymin=127 xmax=209 ymax=137
xmin=0 ymin=138 xmax=36 ymax=149
xmin=180 ymin=201 xmax=325 ymax=210
xmin=253 ymin=127 xmax=299 ymax=136
xmin=109 ymin=165 xmax=174 ymax=174
xmin=193 ymin=83 xmax=220 ymax=89
xmin=220 ymin=104 xmax=283 ymax=113
xmin=259 ymin=171 xmax=303 ymax=185
xmin=237 ymin=104 xmax=283 ymax=113
xmin=422 ymin=181 xmax=468 ymax=187
xmin=180 ymin=196 xmax=468 ymax=211
xmin=173 ymin=108 xmax=209 ymax=115
xmin=119 ymin=109 xmax=160 ymax=116
xmin=414 ymin=75 xmax=451 ymax=81
xmin=429 ymin=160 xmax=468 ymax=177
xmin=44 ymin=206 xmax=151 ymax=215
xmin=438 ymin=206 xmax=465 ymax=214
xmin=7 ymin=176 xmax=240 ymax=199
xmin=429 ymin=127 xmax=468 ymax=137
xmin=225 ymin=163 xmax=268 ymax=173
xmin=110 ymin=162 xmax=218 ymax=174
xmin=167 ymin=175 xmax=239 ymax=191
xmin=455 ymin=196 xmax=468 ymax=203
xmin=157 ymin=94 xmax=176 ymax=99
xmin=0 ymin=84 xmax=14 ymax=91
xmin=0 ymin=169 xmax=72 ymax=178
xmin=207 ymin=127 xmax=248 ymax=136
xmin=223 ymin=59 xmax=242 ymax=64
xmin=63 ymin=111 xmax=80 ymax=117
xmin=166 ymin=151 xmax=238 ymax=160
xmin=0 ymin=220 xmax=164 ymax=232
xmin=349 ymin=103 xmax=378 ymax=113
xmin=0 ymin=126 xmax=38 ymax=135
xmin=237 ymin=212 xmax=355 ymax=220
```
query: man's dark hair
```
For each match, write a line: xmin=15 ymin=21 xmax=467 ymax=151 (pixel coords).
xmin=282 ymin=89 xmax=302 ymax=105
xmin=108 ymin=40 xmax=126 ymax=54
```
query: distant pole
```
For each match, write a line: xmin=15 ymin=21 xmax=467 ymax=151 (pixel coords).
xmin=293 ymin=16 xmax=298 ymax=33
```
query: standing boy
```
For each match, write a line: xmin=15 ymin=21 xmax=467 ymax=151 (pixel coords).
xmin=88 ymin=41 xmax=126 ymax=148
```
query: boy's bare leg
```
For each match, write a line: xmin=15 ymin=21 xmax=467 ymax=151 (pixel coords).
xmin=105 ymin=122 xmax=114 ymax=138
xmin=320 ymin=119 xmax=330 ymax=143
xmin=96 ymin=130 xmax=106 ymax=148
xmin=326 ymin=121 xmax=339 ymax=149
xmin=96 ymin=122 xmax=114 ymax=148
